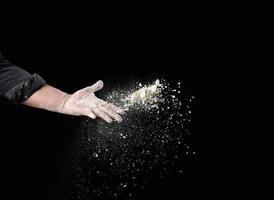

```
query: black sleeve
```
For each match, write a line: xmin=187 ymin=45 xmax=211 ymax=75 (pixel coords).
xmin=0 ymin=53 xmax=46 ymax=103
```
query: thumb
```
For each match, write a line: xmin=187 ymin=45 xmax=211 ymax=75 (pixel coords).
xmin=88 ymin=80 xmax=104 ymax=92
xmin=76 ymin=80 xmax=104 ymax=96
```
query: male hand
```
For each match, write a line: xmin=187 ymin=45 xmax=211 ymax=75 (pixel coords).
xmin=61 ymin=80 xmax=124 ymax=123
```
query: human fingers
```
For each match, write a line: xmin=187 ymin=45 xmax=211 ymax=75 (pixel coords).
xmin=93 ymin=108 xmax=113 ymax=123
xmin=99 ymin=104 xmax=123 ymax=123
xmin=106 ymin=102 xmax=125 ymax=115
xmin=87 ymin=111 xmax=97 ymax=119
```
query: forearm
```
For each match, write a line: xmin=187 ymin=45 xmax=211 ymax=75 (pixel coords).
xmin=22 ymin=84 xmax=70 ymax=114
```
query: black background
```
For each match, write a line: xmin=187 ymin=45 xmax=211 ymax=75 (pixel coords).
xmin=0 ymin=1 xmax=265 ymax=199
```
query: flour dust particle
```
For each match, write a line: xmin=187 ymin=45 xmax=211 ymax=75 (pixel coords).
xmin=59 ymin=79 xmax=195 ymax=199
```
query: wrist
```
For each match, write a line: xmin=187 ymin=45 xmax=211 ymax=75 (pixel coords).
xmin=58 ymin=93 xmax=71 ymax=114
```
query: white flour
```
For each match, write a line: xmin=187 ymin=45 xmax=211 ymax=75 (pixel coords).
xmin=114 ymin=79 xmax=165 ymax=111
xmin=63 ymin=78 xmax=195 ymax=199
xmin=128 ymin=79 xmax=162 ymax=104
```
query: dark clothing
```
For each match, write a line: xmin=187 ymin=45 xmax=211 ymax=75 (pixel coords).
xmin=0 ymin=53 xmax=46 ymax=103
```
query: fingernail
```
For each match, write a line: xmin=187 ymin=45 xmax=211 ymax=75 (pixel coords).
xmin=117 ymin=117 xmax=122 ymax=123
xmin=119 ymin=109 xmax=125 ymax=115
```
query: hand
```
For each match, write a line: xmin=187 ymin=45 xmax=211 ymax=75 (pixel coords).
xmin=60 ymin=80 xmax=124 ymax=123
